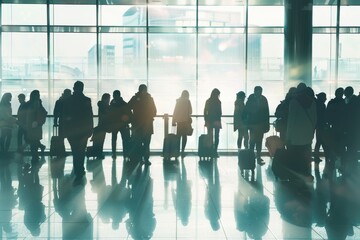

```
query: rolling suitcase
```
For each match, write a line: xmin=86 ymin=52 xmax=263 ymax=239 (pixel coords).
xmin=238 ymin=149 xmax=256 ymax=175
xmin=86 ymin=126 xmax=102 ymax=159
xmin=162 ymin=133 xmax=180 ymax=160
xmin=198 ymin=134 xmax=213 ymax=160
xmin=50 ymin=126 xmax=66 ymax=157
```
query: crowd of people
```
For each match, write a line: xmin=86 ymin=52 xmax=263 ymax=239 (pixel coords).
xmin=0 ymin=81 xmax=360 ymax=184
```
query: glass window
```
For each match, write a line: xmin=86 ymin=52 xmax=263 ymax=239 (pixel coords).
xmin=340 ymin=6 xmax=360 ymax=26
xmin=248 ymin=6 xmax=284 ymax=27
xmin=313 ymin=6 xmax=337 ymax=27
xmin=149 ymin=5 xmax=196 ymax=27
xmin=198 ymin=6 xmax=245 ymax=27
xmin=2 ymin=4 xmax=47 ymax=25
xmin=99 ymin=5 xmax=146 ymax=26
xmin=50 ymin=5 xmax=96 ymax=26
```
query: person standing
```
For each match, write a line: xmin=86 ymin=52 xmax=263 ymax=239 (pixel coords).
xmin=62 ymin=81 xmax=93 ymax=185
xmin=286 ymin=84 xmax=317 ymax=180
xmin=314 ymin=92 xmax=327 ymax=166
xmin=108 ymin=90 xmax=132 ymax=160
xmin=204 ymin=88 xmax=222 ymax=158
xmin=53 ymin=89 xmax=72 ymax=138
xmin=0 ymin=93 xmax=16 ymax=155
xmin=95 ymin=93 xmax=111 ymax=160
xmin=17 ymin=93 xmax=28 ymax=152
xmin=128 ymin=84 xmax=157 ymax=165
xmin=24 ymin=90 xmax=47 ymax=165
xmin=233 ymin=91 xmax=248 ymax=150
xmin=172 ymin=90 xmax=193 ymax=157
xmin=243 ymin=86 xmax=270 ymax=165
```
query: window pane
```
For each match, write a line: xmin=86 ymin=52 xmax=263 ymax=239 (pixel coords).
xmin=248 ymin=6 xmax=284 ymax=27
xmin=340 ymin=6 xmax=360 ymax=26
xmin=2 ymin=4 xmax=47 ymax=25
xmin=149 ymin=6 xmax=196 ymax=26
xmin=148 ymin=33 xmax=196 ymax=114
xmin=198 ymin=6 xmax=245 ymax=27
xmin=313 ymin=6 xmax=337 ymax=27
xmin=50 ymin=5 xmax=96 ymax=25
xmin=100 ymin=5 xmax=146 ymax=26
xmin=247 ymin=34 xmax=283 ymax=113
xmin=198 ymin=33 xmax=245 ymax=115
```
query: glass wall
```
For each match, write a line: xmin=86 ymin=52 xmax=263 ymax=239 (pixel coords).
xmin=1 ymin=0 xmax=359 ymax=151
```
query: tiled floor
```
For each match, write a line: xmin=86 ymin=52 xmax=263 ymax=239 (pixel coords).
xmin=0 ymin=152 xmax=360 ymax=240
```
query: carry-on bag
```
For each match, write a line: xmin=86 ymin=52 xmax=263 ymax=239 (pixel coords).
xmin=238 ymin=149 xmax=256 ymax=173
xmin=163 ymin=133 xmax=180 ymax=160
xmin=198 ymin=133 xmax=213 ymax=160
xmin=50 ymin=125 xmax=66 ymax=157
xmin=265 ymin=135 xmax=285 ymax=158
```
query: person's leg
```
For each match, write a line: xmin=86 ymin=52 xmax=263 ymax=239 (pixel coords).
xmin=112 ymin=130 xmax=118 ymax=157
xmin=3 ymin=128 xmax=12 ymax=152
xmin=120 ymin=127 xmax=131 ymax=159
xmin=143 ymin=133 xmax=152 ymax=164
xmin=69 ymin=136 xmax=87 ymax=181
xmin=17 ymin=127 xmax=24 ymax=150
xmin=214 ymin=128 xmax=220 ymax=157
xmin=244 ymin=128 xmax=249 ymax=149
xmin=181 ymin=135 xmax=187 ymax=154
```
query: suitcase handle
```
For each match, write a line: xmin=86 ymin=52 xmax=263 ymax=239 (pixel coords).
xmin=53 ymin=125 xmax=59 ymax=137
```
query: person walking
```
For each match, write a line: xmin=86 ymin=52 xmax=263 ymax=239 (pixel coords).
xmin=62 ymin=81 xmax=93 ymax=185
xmin=17 ymin=93 xmax=28 ymax=152
xmin=24 ymin=90 xmax=47 ymax=165
xmin=0 ymin=93 xmax=16 ymax=156
xmin=172 ymin=90 xmax=193 ymax=157
xmin=204 ymin=88 xmax=222 ymax=158
xmin=243 ymin=86 xmax=270 ymax=165
xmin=128 ymin=84 xmax=157 ymax=165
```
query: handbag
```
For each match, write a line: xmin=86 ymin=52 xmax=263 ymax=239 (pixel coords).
xmin=186 ymin=123 xmax=193 ymax=136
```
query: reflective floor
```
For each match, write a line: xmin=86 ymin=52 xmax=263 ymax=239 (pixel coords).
xmin=0 ymin=152 xmax=360 ymax=240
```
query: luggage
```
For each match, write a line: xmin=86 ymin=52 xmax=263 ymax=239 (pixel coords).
xmin=50 ymin=126 xmax=66 ymax=157
xmin=265 ymin=135 xmax=285 ymax=158
xmin=238 ymin=149 xmax=256 ymax=172
xmin=198 ymin=134 xmax=213 ymax=160
xmin=162 ymin=133 xmax=180 ymax=160
xmin=87 ymin=126 xmax=103 ymax=159
xmin=271 ymin=148 xmax=291 ymax=181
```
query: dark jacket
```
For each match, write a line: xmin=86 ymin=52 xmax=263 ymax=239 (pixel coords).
xmin=204 ymin=97 xmax=222 ymax=128
xmin=233 ymin=99 xmax=246 ymax=131
xmin=243 ymin=94 xmax=270 ymax=133
xmin=128 ymin=92 xmax=157 ymax=134
xmin=108 ymin=97 xmax=132 ymax=132
xmin=24 ymin=100 xmax=47 ymax=141
xmin=97 ymin=100 xmax=110 ymax=130
xmin=62 ymin=93 xmax=93 ymax=139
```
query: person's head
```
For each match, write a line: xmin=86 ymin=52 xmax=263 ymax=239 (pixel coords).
xmin=138 ymin=84 xmax=147 ymax=93
xmin=344 ymin=86 xmax=354 ymax=98
xmin=101 ymin=93 xmax=111 ymax=104
xmin=1 ymin=92 xmax=12 ymax=104
xmin=113 ymin=90 xmax=121 ymax=99
xmin=254 ymin=86 xmax=262 ymax=96
xmin=181 ymin=90 xmax=189 ymax=99
xmin=18 ymin=93 xmax=26 ymax=103
xmin=335 ymin=87 xmax=344 ymax=98
xmin=236 ymin=91 xmax=246 ymax=100
xmin=29 ymin=90 xmax=40 ymax=102
xmin=63 ymin=89 xmax=71 ymax=98
xmin=210 ymin=88 xmax=220 ymax=99
xmin=316 ymin=92 xmax=327 ymax=103
xmin=73 ymin=81 xmax=84 ymax=94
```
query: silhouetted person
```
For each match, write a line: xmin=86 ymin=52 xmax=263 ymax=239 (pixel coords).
xmin=128 ymin=84 xmax=157 ymax=165
xmin=243 ymin=86 xmax=270 ymax=165
xmin=204 ymin=88 xmax=222 ymax=158
xmin=95 ymin=93 xmax=111 ymax=160
xmin=274 ymin=87 xmax=296 ymax=141
xmin=233 ymin=91 xmax=249 ymax=149
xmin=108 ymin=90 xmax=132 ymax=159
xmin=62 ymin=81 xmax=94 ymax=185
xmin=53 ymin=88 xmax=72 ymax=138
xmin=343 ymin=86 xmax=360 ymax=175
xmin=17 ymin=93 xmax=27 ymax=152
xmin=0 ymin=93 xmax=16 ymax=155
xmin=24 ymin=90 xmax=47 ymax=164
xmin=286 ymin=84 xmax=317 ymax=180
xmin=172 ymin=90 xmax=193 ymax=157
xmin=326 ymin=87 xmax=345 ymax=172
xmin=314 ymin=92 xmax=327 ymax=166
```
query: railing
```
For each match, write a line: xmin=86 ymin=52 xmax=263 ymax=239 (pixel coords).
xmin=10 ymin=114 xmax=278 ymax=154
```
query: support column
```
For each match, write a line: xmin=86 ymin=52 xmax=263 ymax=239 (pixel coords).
xmin=284 ymin=0 xmax=313 ymax=89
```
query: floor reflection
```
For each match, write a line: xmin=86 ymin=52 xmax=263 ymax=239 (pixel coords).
xmin=0 ymin=152 xmax=359 ymax=239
